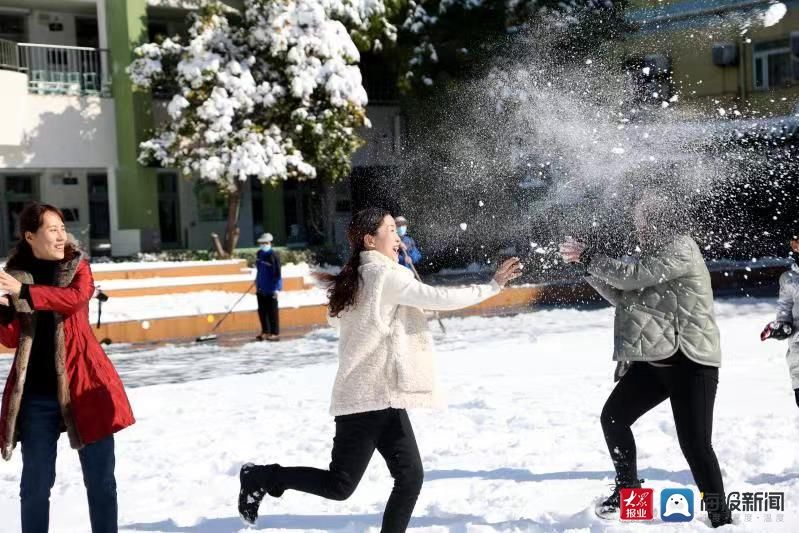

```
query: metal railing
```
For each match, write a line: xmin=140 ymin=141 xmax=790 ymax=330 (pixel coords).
xmin=17 ymin=43 xmax=111 ymax=97
xmin=0 ymin=38 xmax=19 ymax=71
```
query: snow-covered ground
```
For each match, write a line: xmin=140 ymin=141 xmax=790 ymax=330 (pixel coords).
xmin=87 ymin=289 xmax=329 ymax=323
xmin=1 ymin=297 xmax=798 ymax=532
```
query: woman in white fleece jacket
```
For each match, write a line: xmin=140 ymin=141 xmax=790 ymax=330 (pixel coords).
xmin=238 ymin=208 xmax=522 ymax=531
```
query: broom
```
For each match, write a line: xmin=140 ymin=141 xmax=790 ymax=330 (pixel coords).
xmin=196 ymin=281 xmax=256 ymax=342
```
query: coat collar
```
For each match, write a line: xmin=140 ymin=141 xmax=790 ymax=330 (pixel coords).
xmin=6 ymin=250 xmax=85 ymax=288
xmin=360 ymin=250 xmax=405 ymax=272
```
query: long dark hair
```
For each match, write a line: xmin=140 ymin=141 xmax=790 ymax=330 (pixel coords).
xmin=316 ymin=207 xmax=392 ymax=317
xmin=5 ymin=202 xmax=77 ymax=271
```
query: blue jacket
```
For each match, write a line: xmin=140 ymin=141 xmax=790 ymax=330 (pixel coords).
xmin=256 ymin=249 xmax=282 ymax=293
xmin=399 ymin=234 xmax=422 ymax=269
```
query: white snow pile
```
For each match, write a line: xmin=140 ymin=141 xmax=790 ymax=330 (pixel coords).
xmin=1 ymin=300 xmax=798 ymax=531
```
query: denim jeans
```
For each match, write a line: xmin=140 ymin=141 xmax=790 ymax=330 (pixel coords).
xmin=18 ymin=395 xmax=118 ymax=533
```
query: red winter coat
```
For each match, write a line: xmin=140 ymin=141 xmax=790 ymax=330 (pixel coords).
xmin=0 ymin=251 xmax=134 ymax=460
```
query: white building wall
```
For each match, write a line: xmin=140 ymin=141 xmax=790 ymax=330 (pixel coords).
xmin=0 ymin=70 xmax=28 ymax=146
xmin=27 ymin=10 xmax=79 ymax=46
xmin=0 ymin=94 xmax=117 ymax=168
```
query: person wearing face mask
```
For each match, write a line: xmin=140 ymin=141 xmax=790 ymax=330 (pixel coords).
xmin=255 ymin=233 xmax=282 ymax=342
xmin=760 ymin=233 xmax=799 ymax=408
xmin=394 ymin=216 xmax=421 ymax=270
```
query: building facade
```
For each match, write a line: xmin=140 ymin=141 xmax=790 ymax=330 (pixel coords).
xmin=623 ymin=0 xmax=799 ymax=118
xmin=0 ymin=0 xmax=403 ymax=257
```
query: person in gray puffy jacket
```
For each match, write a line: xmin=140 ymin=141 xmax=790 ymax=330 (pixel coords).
xmin=760 ymin=235 xmax=799 ymax=407
xmin=560 ymin=192 xmax=731 ymax=528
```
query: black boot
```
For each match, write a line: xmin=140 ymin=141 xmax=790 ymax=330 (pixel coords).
xmin=595 ymin=478 xmax=643 ymax=519
xmin=238 ymin=463 xmax=284 ymax=525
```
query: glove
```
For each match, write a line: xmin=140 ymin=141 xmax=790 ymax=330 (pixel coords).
xmin=795 ymin=389 xmax=799 ymax=408
xmin=761 ymin=321 xmax=793 ymax=341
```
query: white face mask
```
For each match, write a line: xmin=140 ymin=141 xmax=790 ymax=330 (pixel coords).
xmin=260 ymin=244 xmax=272 ymax=252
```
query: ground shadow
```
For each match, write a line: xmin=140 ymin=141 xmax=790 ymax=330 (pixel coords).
xmin=122 ymin=511 xmax=485 ymax=532
xmin=425 ymin=466 xmax=695 ymax=485
xmin=747 ymin=471 xmax=799 ymax=485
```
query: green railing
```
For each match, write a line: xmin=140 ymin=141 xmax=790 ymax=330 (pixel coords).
xmin=18 ymin=43 xmax=111 ymax=97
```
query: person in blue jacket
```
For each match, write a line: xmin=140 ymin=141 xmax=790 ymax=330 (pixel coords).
xmin=255 ymin=233 xmax=282 ymax=341
xmin=395 ymin=216 xmax=422 ymax=270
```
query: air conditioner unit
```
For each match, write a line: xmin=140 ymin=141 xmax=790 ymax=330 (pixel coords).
xmin=712 ymin=43 xmax=738 ymax=67
xmin=643 ymin=54 xmax=671 ymax=75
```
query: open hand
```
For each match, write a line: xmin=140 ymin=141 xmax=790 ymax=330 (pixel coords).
xmin=493 ymin=257 xmax=523 ymax=287
xmin=558 ymin=237 xmax=587 ymax=263
xmin=0 ymin=272 xmax=21 ymax=298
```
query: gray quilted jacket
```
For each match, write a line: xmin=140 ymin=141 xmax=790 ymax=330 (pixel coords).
xmin=586 ymin=235 xmax=721 ymax=366
xmin=775 ymin=267 xmax=799 ymax=388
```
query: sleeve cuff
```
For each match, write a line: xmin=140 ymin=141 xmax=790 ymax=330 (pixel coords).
xmin=19 ymin=284 xmax=31 ymax=305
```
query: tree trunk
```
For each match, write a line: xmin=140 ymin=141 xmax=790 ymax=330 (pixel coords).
xmin=224 ymin=182 xmax=243 ymax=256
xmin=324 ymin=183 xmax=336 ymax=246
xmin=212 ymin=182 xmax=243 ymax=258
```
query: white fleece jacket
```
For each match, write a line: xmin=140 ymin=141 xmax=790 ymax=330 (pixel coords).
xmin=328 ymin=250 xmax=501 ymax=416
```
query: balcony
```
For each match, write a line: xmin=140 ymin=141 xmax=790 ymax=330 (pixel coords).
xmin=0 ymin=39 xmax=110 ymax=97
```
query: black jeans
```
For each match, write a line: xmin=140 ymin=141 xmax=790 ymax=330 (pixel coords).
xmin=600 ymin=352 xmax=726 ymax=511
xmin=256 ymin=292 xmax=279 ymax=335
xmin=273 ymin=408 xmax=423 ymax=532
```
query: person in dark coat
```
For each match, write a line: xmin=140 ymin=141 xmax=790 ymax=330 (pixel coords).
xmin=395 ymin=216 xmax=421 ymax=270
xmin=255 ymin=232 xmax=282 ymax=341
xmin=0 ymin=202 xmax=135 ymax=533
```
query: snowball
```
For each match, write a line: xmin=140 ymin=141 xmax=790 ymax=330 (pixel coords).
xmin=762 ymin=3 xmax=787 ymax=27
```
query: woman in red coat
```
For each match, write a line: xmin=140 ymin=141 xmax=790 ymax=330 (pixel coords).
xmin=0 ymin=202 xmax=135 ymax=533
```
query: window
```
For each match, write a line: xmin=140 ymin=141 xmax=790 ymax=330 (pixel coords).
xmin=753 ymin=39 xmax=796 ymax=90
xmin=88 ymin=173 xmax=110 ymax=240
xmin=194 ymin=181 xmax=227 ymax=222
xmin=0 ymin=14 xmax=26 ymax=42
xmin=62 ymin=208 xmax=80 ymax=222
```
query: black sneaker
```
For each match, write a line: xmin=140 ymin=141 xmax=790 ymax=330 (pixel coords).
xmin=595 ymin=479 xmax=643 ymax=519
xmin=238 ymin=463 xmax=283 ymax=525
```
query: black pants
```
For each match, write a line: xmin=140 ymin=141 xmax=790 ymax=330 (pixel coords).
xmin=601 ymin=352 xmax=726 ymax=511
xmin=256 ymin=292 xmax=279 ymax=335
xmin=272 ymin=408 xmax=423 ymax=533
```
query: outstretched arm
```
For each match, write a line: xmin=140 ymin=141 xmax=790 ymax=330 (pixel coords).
xmin=585 ymin=275 xmax=622 ymax=306
xmin=382 ymin=257 xmax=521 ymax=311
xmin=587 ymin=238 xmax=694 ymax=291
xmin=383 ymin=273 xmax=500 ymax=311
